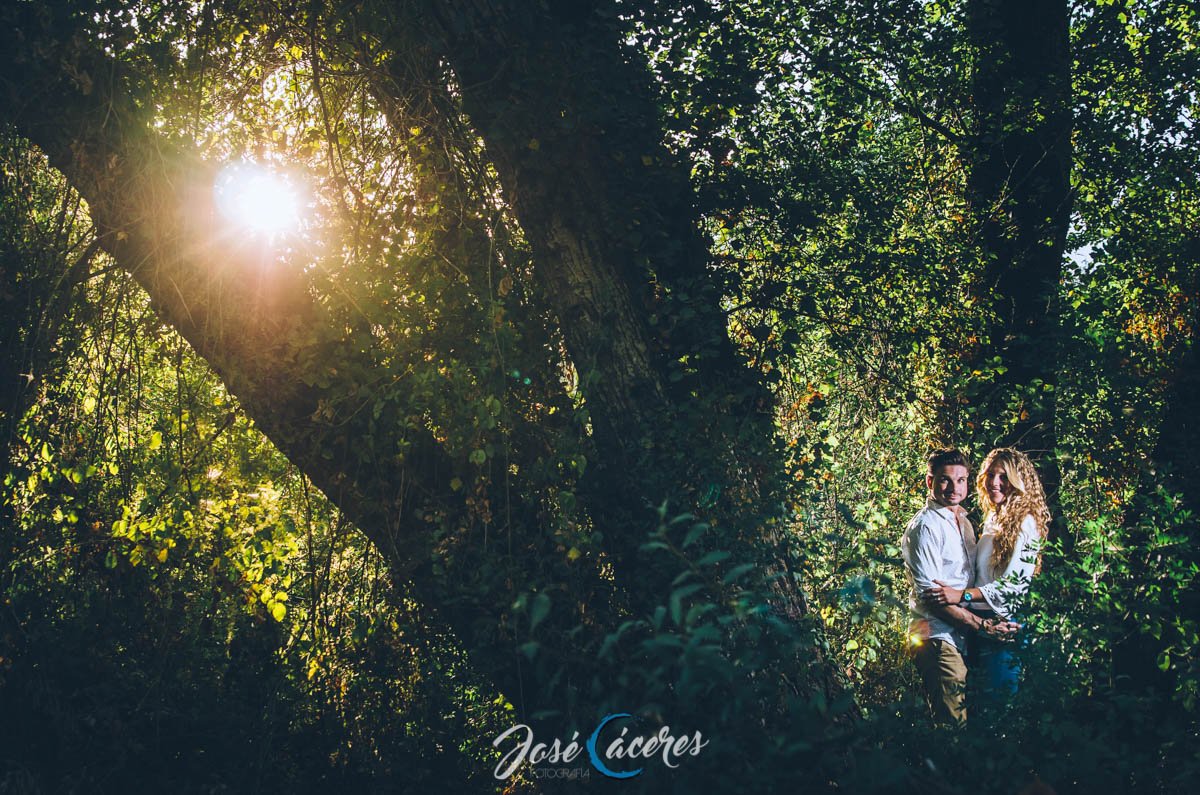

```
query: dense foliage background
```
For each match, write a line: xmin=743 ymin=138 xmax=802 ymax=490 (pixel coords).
xmin=0 ymin=0 xmax=1197 ymax=792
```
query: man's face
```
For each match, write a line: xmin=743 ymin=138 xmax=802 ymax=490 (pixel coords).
xmin=927 ymin=464 xmax=970 ymax=508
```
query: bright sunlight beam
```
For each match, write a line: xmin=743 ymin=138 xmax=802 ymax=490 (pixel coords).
xmin=214 ymin=163 xmax=304 ymax=236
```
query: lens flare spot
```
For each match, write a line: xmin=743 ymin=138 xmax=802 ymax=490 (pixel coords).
xmin=214 ymin=163 xmax=303 ymax=236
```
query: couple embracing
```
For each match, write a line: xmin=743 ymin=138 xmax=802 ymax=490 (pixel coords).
xmin=900 ymin=448 xmax=1051 ymax=725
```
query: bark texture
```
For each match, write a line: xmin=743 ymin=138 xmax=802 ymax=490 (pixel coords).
xmin=0 ymin=11 xmax=622 ymax=723
xmin=958 ymin=0 xmax=1072 ymax=528
xmin=400 ymin=0 xmax=797 ymax=605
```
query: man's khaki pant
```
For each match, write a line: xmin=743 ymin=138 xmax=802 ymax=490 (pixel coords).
xmin=912 ymin=638 xmax=967 ymax=725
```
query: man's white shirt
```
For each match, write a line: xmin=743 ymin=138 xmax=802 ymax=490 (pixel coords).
xmin=900 ymin=499 xmax=976 ymax=651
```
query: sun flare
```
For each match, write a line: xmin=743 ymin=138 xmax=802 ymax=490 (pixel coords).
xmin=214 ymin=163 xmax=304 ymax=236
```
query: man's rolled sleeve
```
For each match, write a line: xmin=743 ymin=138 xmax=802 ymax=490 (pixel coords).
xmin=906 ymin=519 xmax=943 ymax=592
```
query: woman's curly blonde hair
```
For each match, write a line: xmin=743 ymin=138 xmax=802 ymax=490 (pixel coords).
xmin=975 ymin=448 xmax=1051 ymax=574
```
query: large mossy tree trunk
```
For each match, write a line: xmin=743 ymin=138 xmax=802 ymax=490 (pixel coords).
xmin=397 ymin=0 xmax=843 ymax=704
xmin=0 ymin=11 xmax=625 ymax=726
xmin=404 ymin=1 xmax=792 ymax=594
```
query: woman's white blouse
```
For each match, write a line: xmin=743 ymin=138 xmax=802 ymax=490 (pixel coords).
xmin=975 ymin=514 xmax=1041 ymax=619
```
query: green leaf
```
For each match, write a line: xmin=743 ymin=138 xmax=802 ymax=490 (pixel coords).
xmin=682 ymin=523 xmax=708 ymax=548
xmin=722 ymin=563 xmax=756 ymax=585
xmin=696 ymin=550 xmax=731 ymax=567
xmin=149 ymin=431 xmax=163 ymax=451
xmin=270 ymin=602 xmax=287 ymax=622
xmin=670 ymin=584 xmax=703 ymax=626
xmin=671 ymin=570 xmax=694 ymax=587
xmin=530 ymin=593 xmax=551 ymax=631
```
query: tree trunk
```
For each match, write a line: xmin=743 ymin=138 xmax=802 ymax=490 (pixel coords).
xmin=1148 ymin=286 xmax=1200 ymax=516
xmin=1111 ymin=259 xmax=1200 ymax=698
xmin=394 ymin=0 xmax=818 ymax=624
xmin=0 ymin=15 xmax=625 ymax=724
xmin=957 ymin=0 xmax=1072 ymax=532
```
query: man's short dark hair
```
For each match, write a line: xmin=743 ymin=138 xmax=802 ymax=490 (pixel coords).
xmin=927 ymin=448 xmax=969 ymax=474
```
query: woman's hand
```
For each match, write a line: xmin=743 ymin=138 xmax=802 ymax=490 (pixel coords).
xmin=981 ymin=618 xmax=1020 ymax=641
xmin=920 ymin=579 xmax=963 ymax=607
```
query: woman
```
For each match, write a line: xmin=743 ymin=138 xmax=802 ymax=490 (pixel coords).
xmin=922 ymin=448 xmax=1050 ymax=699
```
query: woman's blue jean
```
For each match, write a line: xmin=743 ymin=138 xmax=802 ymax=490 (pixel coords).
xmin=973 ymin=635 xmax=1020 ymax=705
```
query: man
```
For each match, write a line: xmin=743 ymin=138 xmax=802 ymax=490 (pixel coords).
xmin=900 ymin=448 xmax=1013 ymax=725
